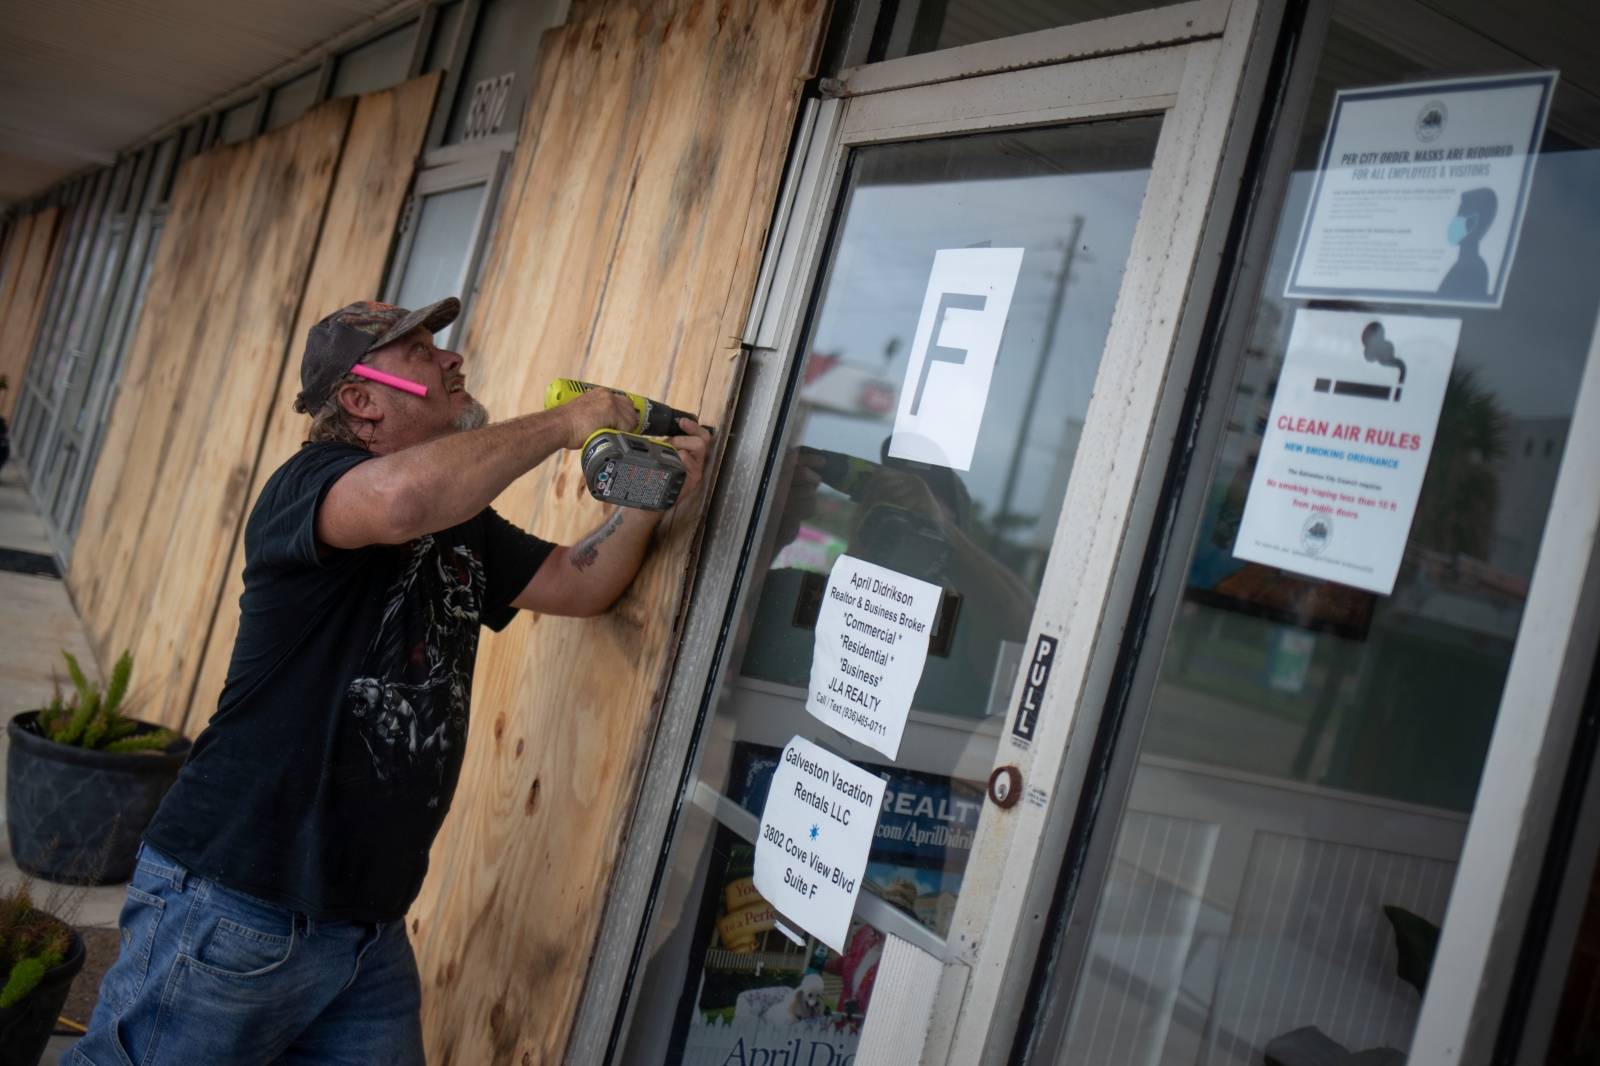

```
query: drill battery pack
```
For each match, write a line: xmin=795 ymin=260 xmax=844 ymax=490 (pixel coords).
xmin=581 ymin=429 xmax=687 ymax=511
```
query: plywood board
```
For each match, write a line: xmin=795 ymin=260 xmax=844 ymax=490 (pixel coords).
xmin=405 ymin=2 xmax=826 ymax=1061
xmin=68 ymin=98 xmax=355 ymax=727
xmin=0 ymin=208 xmax=67 ymax=418
xmin=0 ymin=213 xmax=35 ymax=412
xmin=186 ymin=73 xmax=441 ymax=737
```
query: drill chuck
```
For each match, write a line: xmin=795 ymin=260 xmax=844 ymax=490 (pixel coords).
xmin=545 ymin=378 xmax=698 ymax=437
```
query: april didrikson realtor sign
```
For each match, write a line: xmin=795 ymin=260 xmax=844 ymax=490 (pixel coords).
xmin=1285 ymin=71 xmax=1556 ymax=309
xmin=806 ymin=554 xmax=942 ymax=760
xmin=1233 ymin=309 xmax=1460 ymax=595
xmin=753 ymin=737 xmax=887 ymax=954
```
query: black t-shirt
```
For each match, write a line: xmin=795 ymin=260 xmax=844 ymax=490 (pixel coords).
xmin=145 ymin=442 xmax=553 ymax=922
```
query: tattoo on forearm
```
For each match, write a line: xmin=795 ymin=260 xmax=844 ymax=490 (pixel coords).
xmin=570 ymin=511 xmax=626 ymax=571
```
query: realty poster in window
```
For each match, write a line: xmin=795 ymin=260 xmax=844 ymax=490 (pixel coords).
xmin=666 ymin=743 xmax=982 ymax=1065
xmin=1285 ymin=71 xmax=1556 ymax=308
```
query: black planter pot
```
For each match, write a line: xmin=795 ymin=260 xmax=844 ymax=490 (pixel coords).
xmin=0 ymin=925 xmax=86 ymax=1066
xmin=6 ymin=711 xmax=190 ymax=884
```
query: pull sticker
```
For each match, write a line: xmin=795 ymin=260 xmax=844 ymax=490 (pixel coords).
xmin=1011 ymin=634 xmax=1058 ymax=745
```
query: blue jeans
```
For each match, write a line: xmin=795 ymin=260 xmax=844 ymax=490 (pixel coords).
xmin=72 ymin=844 xmax=424 ymax=1066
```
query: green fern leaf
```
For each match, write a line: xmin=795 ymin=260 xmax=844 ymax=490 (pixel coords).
xmin=62 ymin=692 xmax=98 ymax=747
xmin=104 ymin=651 xmax=133 ymax=717
xmin=82 ymin=713 xmax=109 ymax=750
xmin=40 ymin=697 xmax=68 ymax=740
xmin=103 ymin=729 xmax=176 ymax=754
xmin=0 ymin=957 xmax=46 ymax=1009
xmin=106 ymin=717 xmax=140 ymax=741
xmin=61 ymin=650 xmax=92 ymax=706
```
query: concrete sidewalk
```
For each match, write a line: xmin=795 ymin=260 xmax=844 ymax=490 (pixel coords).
xmin=0 ymin=462 xmax=124 ymax=1061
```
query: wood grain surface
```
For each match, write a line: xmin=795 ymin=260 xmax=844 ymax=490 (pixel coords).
xmin=405 ymin=2 xmax=825 ymax=1062
xmin=68 ymin=98 xmax=356 ymax=727
xmin=0 ymin=207 xmax=67 ymax=419
xmin=186 ymin=74 xmax=440 ymax=736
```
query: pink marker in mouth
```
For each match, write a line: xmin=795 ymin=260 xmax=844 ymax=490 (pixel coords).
xmin=351 ymin=364 xmax=428 ymax=397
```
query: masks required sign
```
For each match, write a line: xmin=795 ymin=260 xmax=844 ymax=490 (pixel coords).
xmin=1285 ymin=71 xmax=1556 ymax=308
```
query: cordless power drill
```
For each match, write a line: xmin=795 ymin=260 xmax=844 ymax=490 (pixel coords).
xmin=544 ymin=379 xmax=705 ymax=511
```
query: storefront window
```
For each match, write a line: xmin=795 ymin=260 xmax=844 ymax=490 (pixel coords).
xmin=331 ymin=23 xmax=415 ymax=98
xmin=391 ymin=182 xmax=488 ymax=348
xmin=218 ymin=101 xmax=258 ymax=145
xmin=874 ymin=0 xmax=1187 ymax=61
xmin=1037 ymin=3 xmax=1600 ymax=1064
xmin=442 ymin=0 xmax=561 ymax=144
xmin=618 ymin=116 xmax=1161 ymax=1064
xmin=265 ymin=70 xmax=320 ymax=131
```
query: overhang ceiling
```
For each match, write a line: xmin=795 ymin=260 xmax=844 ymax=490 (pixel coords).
xmin=0 ymin=0 xmax=412 ymax=209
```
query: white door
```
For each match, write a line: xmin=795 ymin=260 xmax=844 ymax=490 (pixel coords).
xmin=575 ymin=3 xmax=1288 ymax=1063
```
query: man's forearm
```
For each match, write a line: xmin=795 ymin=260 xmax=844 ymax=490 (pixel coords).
xmin=517 ymin=505 xmax=663 ymax=615
xmin=567 ymin=506 xmax=662 ymax=610
xmin=374 ymin=410 xmax=570 ymax=540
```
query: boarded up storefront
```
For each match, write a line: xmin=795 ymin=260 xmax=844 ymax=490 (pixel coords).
xmin=0 ymin=208 xmax=68 ymax=418
xmin=59 ymin=0 xmax=826 ymax=1059
xmin=404 ymin=2 xmax=826 ymax=1061
xmin=69 ymin=75 xmax=440 ymax=731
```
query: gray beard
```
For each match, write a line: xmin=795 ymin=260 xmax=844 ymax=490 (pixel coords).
xmin=451 ymin=399 xmax=490 ymax=431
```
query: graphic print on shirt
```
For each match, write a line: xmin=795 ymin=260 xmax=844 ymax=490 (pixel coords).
xmin=343 ymin=534 xmax=483 ymax=806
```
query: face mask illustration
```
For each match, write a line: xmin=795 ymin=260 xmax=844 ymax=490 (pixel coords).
xmin=1447 ymin=213 xmax=1472 ymax=245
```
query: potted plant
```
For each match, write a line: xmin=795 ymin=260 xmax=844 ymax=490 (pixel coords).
xmin=0 ymin=878 xmax=87 ymax=1066
xmin=6 ymin=650 xmax=190 ymax=884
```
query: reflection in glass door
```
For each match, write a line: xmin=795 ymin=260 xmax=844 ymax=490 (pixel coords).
xmin=1029 ymin=3 xmax=1600 ymax=1064
xmin=617 ymin=116 xmax=1161 ymax=1064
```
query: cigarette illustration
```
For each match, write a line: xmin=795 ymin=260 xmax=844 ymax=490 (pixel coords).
xmin=1313 ymin=321 xmax=1406 ymax=402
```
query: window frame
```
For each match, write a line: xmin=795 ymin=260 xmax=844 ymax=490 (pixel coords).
xmin=381 ymin=151 xmax=510 ymax=341
xmin=998 ymin=2 xmax=1600 ymax=1064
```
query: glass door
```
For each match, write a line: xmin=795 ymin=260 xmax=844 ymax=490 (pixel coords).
xmin=622 ymin=119 xmax=1159 ymax=1066
xmin=597 ymin=9 xmax=1273 ymax=1060
xmin=1022 ymin=1 xmax=1600 ymax=1063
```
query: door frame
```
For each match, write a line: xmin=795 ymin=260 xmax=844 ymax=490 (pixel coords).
xmin=985 ymin=2 xmax=1600 ymax=1063
xmin=564 ymin=0 xmax=1290 ymax=1061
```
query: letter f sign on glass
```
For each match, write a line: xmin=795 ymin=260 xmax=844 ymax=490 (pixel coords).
xmin=890 ymin=247 xmax=1024 ymax=470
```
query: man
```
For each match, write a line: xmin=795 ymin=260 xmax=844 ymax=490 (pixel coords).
xmin=74 ymin=298 xmax=710 ymax=1065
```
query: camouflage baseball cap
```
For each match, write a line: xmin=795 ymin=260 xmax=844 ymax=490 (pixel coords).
xmin=294 ymin=297 xmax=460 ymax=412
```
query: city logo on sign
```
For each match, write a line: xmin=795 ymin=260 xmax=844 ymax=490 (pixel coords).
xmin=1415 ymin=99 xmax=1448 ymax=142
